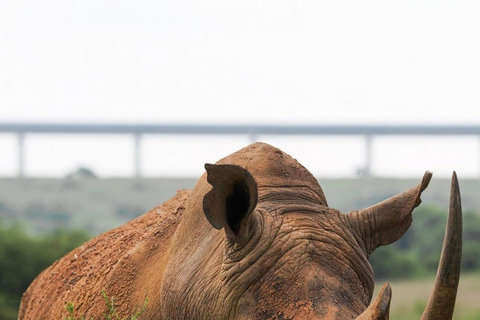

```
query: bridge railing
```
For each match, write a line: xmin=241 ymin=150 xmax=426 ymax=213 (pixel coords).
xmin=1 ymin=123 xmax=479 ymax=178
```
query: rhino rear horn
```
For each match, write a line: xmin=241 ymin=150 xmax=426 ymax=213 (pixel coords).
xmin=203 ymin=164 xmax=258 ymax=241
xmin=355 ymin=283 xmax=391 ymax=320
xmin=347 ymin=171 xmax=432 ymax=256
xmin=421 ymin=172 xmax=462 ymax=320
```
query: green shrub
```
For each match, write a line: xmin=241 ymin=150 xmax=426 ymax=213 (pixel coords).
xmin=371 ymin=205 xmax=480 ymax=279
xmin=64 ymin=290 xmax=148 ymax=320
xmin=369 ymin=245 xmax=421 ymax=279
xmin=0 ymin=222 xmax=90 ymax=320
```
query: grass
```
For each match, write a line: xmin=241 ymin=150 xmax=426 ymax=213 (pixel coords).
xmin=64 ymin=290 xmax=148 ymax=320
xmin=375 ymin=273 xmax=480 ymax=320
xmin=0 ymin=178 xmax=196 ymax=235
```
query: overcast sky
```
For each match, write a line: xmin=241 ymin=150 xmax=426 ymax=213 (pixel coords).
xmin=1 ymin=1 xmax=480 ymax=177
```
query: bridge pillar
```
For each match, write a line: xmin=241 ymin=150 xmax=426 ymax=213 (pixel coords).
xmin=134 ymin=133 xmax=142 ymax=178
xmin=364 ymin=135 xmax=373 ymax=177
xmin=17 ymin=133 xmax=25 ymax=178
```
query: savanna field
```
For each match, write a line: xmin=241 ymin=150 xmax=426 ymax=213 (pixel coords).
xmin=1 ymin=176 xmax=480 ymax=319
xmin=376 ymin=274 xmax=480 ymax=319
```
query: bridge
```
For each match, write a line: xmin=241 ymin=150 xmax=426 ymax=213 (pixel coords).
xmin=1 ymin=123 xmax=479 ymax=178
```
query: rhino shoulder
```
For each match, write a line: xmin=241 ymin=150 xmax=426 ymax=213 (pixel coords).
xmin=19 ymin=189 xmax=191 ymax=320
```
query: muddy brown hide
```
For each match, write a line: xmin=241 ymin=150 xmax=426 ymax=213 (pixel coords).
xmin=19 ymin=143 xmax=457 ymax=320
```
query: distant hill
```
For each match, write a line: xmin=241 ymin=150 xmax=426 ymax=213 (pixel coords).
xmin=0 ymin=176 xmax=478 ymax=235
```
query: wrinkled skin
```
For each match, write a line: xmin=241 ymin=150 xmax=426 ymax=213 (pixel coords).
xmin=19 ymin=143 xmax=460 ymax=320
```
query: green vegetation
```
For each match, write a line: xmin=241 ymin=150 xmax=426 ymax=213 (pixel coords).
xmin=0 ymin=222 xmax=90 ymax=320
xmin=2 ymin=176 xmax=480 ymax=236
xmin=101 ymin=290 xmax=148 ymax=320
xmin=64 ymin=290 xmax=148 ymax=320
xmin=370 ymin=206 xmax=480 ymax=279
xmin=65 ymin=302 xmax=87 ymax=320
xmin=375 ymin=273 xmax=480 ymax=319
xmin=0 ymin=178 xmax=196 ymax=235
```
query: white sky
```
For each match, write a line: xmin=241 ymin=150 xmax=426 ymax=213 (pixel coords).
xmin=1 ymin=1 xmax=480 ymax=177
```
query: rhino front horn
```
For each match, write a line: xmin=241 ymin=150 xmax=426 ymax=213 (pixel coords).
xmin=421 ymin=171 xmax=462 ymax=320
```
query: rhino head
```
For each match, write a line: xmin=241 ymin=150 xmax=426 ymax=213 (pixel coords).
xmin=162 ymin=143 xmax=462 ymax=319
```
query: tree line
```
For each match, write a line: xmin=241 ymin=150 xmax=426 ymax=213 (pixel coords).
xmin=370 ymin=205 xmax=480 ymax=279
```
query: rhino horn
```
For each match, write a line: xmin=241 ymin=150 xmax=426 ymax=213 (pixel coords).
xmin=356 ymin=283 xmax=391 ymax=320
xmin=203 ymin=163 xmax=258 ymax=241
xmin=421 ymin=172 xmax=462 ymax=320
xmin=348 ymin=171 xmax=432 ymax=256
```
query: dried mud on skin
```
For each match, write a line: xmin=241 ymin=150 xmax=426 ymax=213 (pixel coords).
xmin=19 ymin=189 xmax=190 ymax=320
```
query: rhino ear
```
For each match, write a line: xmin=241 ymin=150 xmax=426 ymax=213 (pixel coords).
xmin=203 ymin=163 xmax=258 ymax=241
xmin=348 ymin=171 xmax=432 ymax=256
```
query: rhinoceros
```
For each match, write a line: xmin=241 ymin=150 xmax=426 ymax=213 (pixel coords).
xmin=19 ymin=143 xmax=462 ymax=320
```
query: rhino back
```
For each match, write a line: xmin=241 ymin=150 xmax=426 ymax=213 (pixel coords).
xmin=18 ymin=189 xmax=191 ymax=320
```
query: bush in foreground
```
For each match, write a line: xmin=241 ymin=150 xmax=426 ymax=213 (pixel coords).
xmin=0 ymin=223 xmax=90 ymax=320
